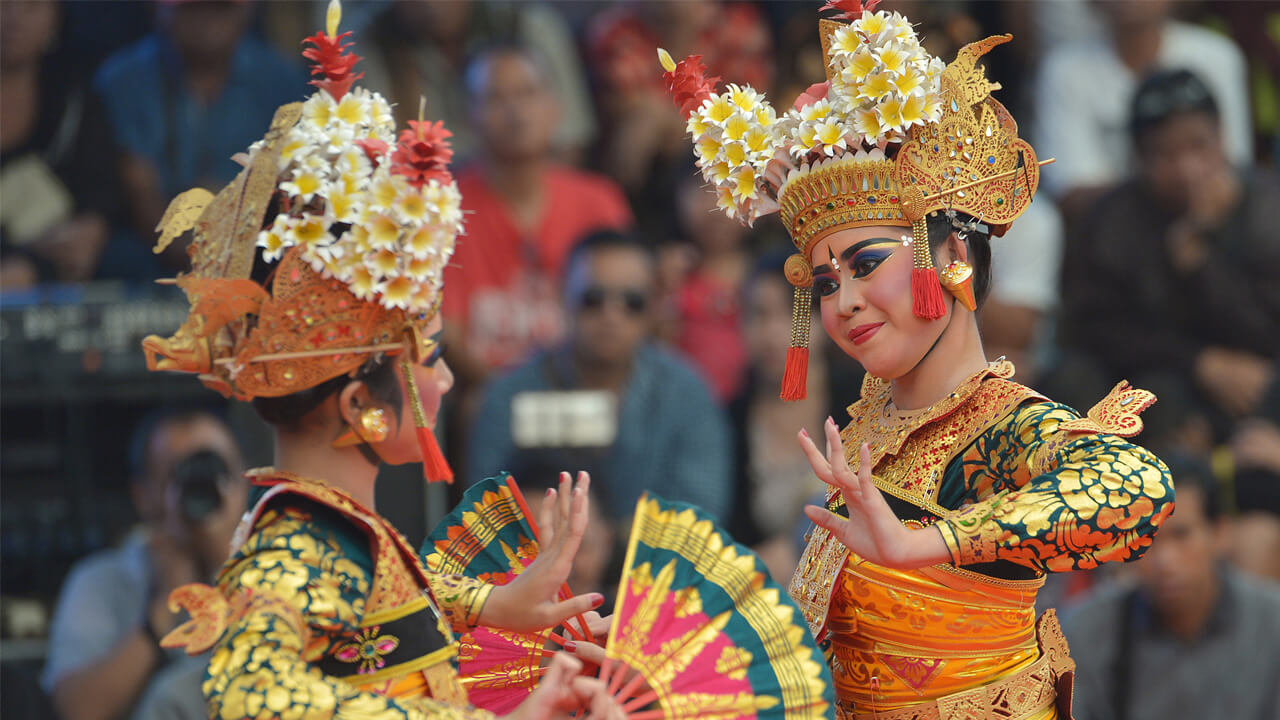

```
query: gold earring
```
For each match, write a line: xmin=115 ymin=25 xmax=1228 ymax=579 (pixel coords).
xmin=938 ymin=260 xmax=977 ymax=312
xmin=333 ymin=407 xmax=390 ymax=447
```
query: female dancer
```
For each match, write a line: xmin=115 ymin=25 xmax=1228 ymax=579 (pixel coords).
xmin=662 ymin=1 xmax=1173 ymax=717
xmin=143 ymin=4 xmax=616 ymax=718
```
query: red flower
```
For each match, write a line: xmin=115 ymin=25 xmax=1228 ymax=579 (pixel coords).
xmin=391 ymin=120 xmax=455 ymax=188
xmin=820 ymin=0 xmax=880 ymax=20
xmin=663 ymin=54 xmax=720 ymax=119
xmin=302 ymin=30 xmax=364 ymax=101
xmin=355 ymin=138 xmax=389 ymax=166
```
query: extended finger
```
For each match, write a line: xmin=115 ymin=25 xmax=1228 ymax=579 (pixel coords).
xmin=540 ymin=594 xmax=606 ymax=631
xmin=803 ymin=504 xmax=856 ymax=540
xmin=566 ymin=638 xmax=608 ymax=666
xmin=539 ymin=481 xmax=559 ymax=547
xmin=797 ymin=429 xmax=835 ymax=484
xmin=823 ymin=420 xmax=860 ymax=495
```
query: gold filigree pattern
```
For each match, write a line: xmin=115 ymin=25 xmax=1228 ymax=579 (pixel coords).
xmin=1057 ymin=381 xmax=1156 ymax=438
xmin=198 ymin=472 xmax=495 ymax=719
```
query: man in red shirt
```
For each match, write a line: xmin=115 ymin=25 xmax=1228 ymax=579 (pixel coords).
xmin=445 ymin=46 xmax=633 ymax=385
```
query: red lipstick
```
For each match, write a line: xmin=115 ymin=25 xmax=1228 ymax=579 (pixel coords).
xmin=848 ymin=322 xmax=883 ymax=345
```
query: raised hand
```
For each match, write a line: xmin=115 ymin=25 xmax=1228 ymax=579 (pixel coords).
xmin=799 ymin=418 xmax=949 ymax=569
xmin=481 ymin=472 xmax=604 ymax=632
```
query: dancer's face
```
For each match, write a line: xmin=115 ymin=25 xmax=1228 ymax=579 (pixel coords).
xmin=376 ymin=314 xmax=454 ymax=465
xmin=809 ymin=225 xmax=944 ymax=380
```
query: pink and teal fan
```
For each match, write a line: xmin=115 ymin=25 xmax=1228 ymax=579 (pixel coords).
xmin=422 ymin=474 xmax=592 ymax=713
xmin=600 ymin=493 xmax=834 ymax=720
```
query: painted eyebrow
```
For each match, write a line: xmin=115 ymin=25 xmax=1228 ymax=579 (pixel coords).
xmin=813 ymin=237 xmax=900 ymax=275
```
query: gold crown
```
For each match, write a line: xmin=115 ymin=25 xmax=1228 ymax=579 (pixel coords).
xmin=778 ymin=157 xmax=908 ymax=254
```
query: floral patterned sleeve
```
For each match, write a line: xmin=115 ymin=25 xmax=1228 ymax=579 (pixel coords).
xmin=934 ymin=402 xmax=1175 ymax=573
xmin=205 ymin=505 xmax=495 ymax=720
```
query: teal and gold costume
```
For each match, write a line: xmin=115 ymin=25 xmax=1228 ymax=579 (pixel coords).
xmin=191 ymin=471 xmax=494 ymax=719
xmin=789 ymin=362 xmax=1172 ymax=719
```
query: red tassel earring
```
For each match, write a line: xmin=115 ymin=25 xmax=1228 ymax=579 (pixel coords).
xmin=909 ymin=218 xmax=946 ymax=319
xmin=399 ymin=355 xmax=454 ymax=484
xmin=780 ymin=254 xmax=813 ymax=401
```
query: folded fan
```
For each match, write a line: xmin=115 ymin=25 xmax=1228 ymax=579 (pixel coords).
xmin=601 ymin=494 xmax=834 ymax=720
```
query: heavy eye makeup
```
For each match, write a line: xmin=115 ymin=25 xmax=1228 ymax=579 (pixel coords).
xmin=811 ymin=239 xmax=899 ymax=297
xmin=420 ymin=333 xmax=446 ymax=367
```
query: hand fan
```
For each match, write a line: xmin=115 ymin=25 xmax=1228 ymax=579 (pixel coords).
xmin=421 ymin=473 xmax=593 ymax=712
xmin=600 ymin=493 xmax=834 ymax=720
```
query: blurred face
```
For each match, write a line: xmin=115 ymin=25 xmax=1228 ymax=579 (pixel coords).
xmin=810 ymin=225 xmax=947 ymax=379
xmin=568 ymin=247 xmax=655 ymax=368
xmin=375 ymin=315 xmax=455 ymax=466
xmin=0 ymin=0 xmax=57 ymax=69
xmin=744 ymin=275 xmax=794 ymax=386
xmin=140 ymin=414 xmax=247 ymax=571
xmin=677 ymin=178 xmax=745 ymax=253
xmin=1135 ymin=485 xmax=1222 ymax=619
xmin=1096 ymin=0 xmax=1172 ymax=31
xmin=165 ymin=1 xmax=249 ymax=64
xmin=471 ymin=52 xmax=557 ymax=162
xmin=393 ymin=0 xmax=470 ymax=42
xmin=1138 ymin=112 xmax=1224 ymax=210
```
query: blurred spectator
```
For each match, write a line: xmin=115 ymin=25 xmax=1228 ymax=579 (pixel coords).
xmin=1062 ymin=453 xmax=1280 ymax=720
xmin=585 ymin=1 xmax=772 ymax=239
xmin=725 ymin=250 xmax=846 ymax=583
xmin=1056 ymin=69 xmax=1280 ymax=447
xmin=667 ymin=175 xmax=752 ymax=403
xmin=442 ymin=46 xmax=633 ymax=386
xmin=981 ymin=198 xmax=1064 ymax=384
xmin=468 ymin=231 xmax=732 ymax=522
xmin=0 ymin=0 xmax=125 ymax=287
xmin=1033 ymin=0 xmax=1252 ymax=224
xmin=1224 ymin=418 xmax=1280 ymax=582
xmin=359 ymin=0 xmax=595 ymax=162
xmin=42 ymin=409 xmax=247 ymax=720
xmin=94 ymin=0 xmax=304 ymax=272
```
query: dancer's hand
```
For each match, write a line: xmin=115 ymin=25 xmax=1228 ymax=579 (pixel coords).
xmin=799 ymin=418 xmax=949 ymax=569
xmin=482 ymin=472 xmax=604 ymax=632
xmin=505 ymin=652 xmax=623 ymax=720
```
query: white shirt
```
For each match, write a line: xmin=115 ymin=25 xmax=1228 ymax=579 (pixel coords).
xmin=1033 ymin=20 xmax=1252 ymax=197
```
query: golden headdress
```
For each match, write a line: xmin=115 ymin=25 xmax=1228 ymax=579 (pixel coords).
xmin=661 ymin=0 xmax=1044 ymax=400
xmin=142 ymin=0 xmax=460 ymax=481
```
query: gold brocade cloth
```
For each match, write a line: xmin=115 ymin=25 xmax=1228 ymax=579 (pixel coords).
xmin=824 ymin=552 xmax=1072 ymax=720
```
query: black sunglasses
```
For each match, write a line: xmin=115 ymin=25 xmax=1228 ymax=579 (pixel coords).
xmin=578 ymin=286 xmax=648 ymax=314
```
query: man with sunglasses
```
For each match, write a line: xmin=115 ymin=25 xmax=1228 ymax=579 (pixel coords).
xmin=468 ymin=230 xmax=732 ymax=525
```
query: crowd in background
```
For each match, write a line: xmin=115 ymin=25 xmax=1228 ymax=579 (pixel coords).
xmin=1 ymin=1 xmax=1278 ymax=718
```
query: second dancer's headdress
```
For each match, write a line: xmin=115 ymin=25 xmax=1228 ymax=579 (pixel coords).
xmin=661 ymin=0 xmax=1044 ymax=399
xmin=142 ymin=0 xmax=461 ymax=481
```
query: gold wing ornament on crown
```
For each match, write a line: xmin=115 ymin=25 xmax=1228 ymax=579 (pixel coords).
xmin=192 ymin=103 xmax=303 ymax=280
xmin=1059 ymin=381 xmax=1157 ymax=438
xmin=896 ymin=35 xmax=1039 ymax=232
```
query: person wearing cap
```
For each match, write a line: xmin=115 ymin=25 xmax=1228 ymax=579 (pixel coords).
xmin=141 ymin=4 xmax=620 ymax=719
xmin=661 ymin=1 xmax=1173 ymax=717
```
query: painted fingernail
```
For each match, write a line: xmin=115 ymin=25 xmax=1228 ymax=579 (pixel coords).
xmin=564 ymin=641 xmax=578 ymax=652
xmin=800 ymin=428 xmax=809 ymax=439
xmin=827 ymin=416 xmax=835 ymax=426
xmin=546 ymin=489 xmax=554 ymax=498
xmin=590 ymin=593 xmax=605 ymax=608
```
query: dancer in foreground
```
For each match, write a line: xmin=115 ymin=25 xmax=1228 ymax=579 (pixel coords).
xmin=663 ymin=1 xmax=1174 ymax=718
xmin=143 ymin=3 xmax=618 ymax=718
